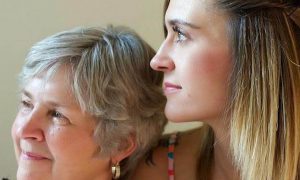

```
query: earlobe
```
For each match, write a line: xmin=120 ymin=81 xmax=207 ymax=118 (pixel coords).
xmin=111 ymin=135 xmax=137 ymax=164
xmin=110 ymin=135 xmax=137 ymax=179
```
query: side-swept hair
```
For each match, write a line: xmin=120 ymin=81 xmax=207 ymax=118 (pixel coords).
xmin=20 ymin=26 xmax=167 ymax=179
xmin=163 ymin=0 xmax=300 ymax=179
xmin=219 ymin=1 xmax=300 ymax=179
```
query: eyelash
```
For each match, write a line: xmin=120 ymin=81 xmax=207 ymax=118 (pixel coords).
xmin=51 ymin=111 xmax=64 ymax=119
xmin=20 ymin=100 xmax=33 ymax=110
xmin=50 ymin=110 xmax=70 ymax=125
xmin=172 ymin=25 xmax=187 ymax=43
xmin=20 ymin=99 xmax=70 ymax=125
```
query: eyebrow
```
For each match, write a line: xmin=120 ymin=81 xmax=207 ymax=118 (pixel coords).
xmin=167 ymin=19 xmax=201 ymax=29
xmin=21 ymin=89 xmax=71 ymax=108
xmin=22 ymin=89 xmax=33 ymax=99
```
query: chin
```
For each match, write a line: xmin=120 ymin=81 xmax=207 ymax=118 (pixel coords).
xmin=164 ymin=109 xmax=193 ymax=123
xmin=164 ymin=102 xmax=194 ymax=122
xmin=17 ymin=171 xmax=48 ymax=180
xmin=17 ymin=165 xmax=51 ymax=180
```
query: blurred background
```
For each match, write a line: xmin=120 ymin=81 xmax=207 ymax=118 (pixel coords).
xmin=0 ymin=0 xmax=200 ymax=178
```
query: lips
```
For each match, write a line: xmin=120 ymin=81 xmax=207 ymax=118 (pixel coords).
xmin=21 ymin=151 xmax=50 ymax=160
xmin=20 ymin=141 xmax=51 ymax=160
xmin=164 ymin=82 xmax=182 ymax=95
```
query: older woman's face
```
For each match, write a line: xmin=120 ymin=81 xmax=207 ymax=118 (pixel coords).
xmin=12 ymin=67 xmax=110 ymax=180
xmin=151 ymin=0 xmax=232 ymax=124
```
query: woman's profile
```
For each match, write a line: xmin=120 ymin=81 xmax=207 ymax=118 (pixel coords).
xmin=12 ymin=26 xmax=166 ymax=180
xmin=133 ymin=0 xmax=300 ymax=179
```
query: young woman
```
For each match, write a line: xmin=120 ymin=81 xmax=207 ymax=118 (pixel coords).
xmin=133 ymin=0 xmax=300 ymax=179
xmin=12 ymin=26 xmax=167 ymax=180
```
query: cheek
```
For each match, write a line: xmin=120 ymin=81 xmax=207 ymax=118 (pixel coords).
xmin=193 ymin=47 xmax=231 ymax=75
xmin=46 ymin=127 xmax=73 ymax=158
xmin=11 ymin=116 xmax=22 ymax=158
xmin=11 ymin=119 xmax=18 ymax=141
xmin=11 ymin=111 xmax=29 ymax=139
xmin=46 ymin=127 xmax=97 ymax=161
xmin=184 ymin=47 xmax=232 ymax=101
xmin=12 ymin=113 xmax=22 ymax=137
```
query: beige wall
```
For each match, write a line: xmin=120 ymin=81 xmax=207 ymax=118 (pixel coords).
xmin=0 ymin=0 xmax=200 ymax=178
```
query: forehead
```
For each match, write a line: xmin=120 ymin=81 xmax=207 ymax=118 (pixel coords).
xmin=166 ymin=0 xmax=211 ymax=21
xmin=23 ymin=66 xmax=75 ymax=103
xmin=165 ymin=0 xmax=230 ymax=41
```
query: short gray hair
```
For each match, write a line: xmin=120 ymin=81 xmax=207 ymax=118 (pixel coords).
xmin=20 ymin=26 xmax=166 ymax=179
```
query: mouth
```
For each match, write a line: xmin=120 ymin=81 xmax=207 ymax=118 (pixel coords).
xmin=21 ymin=151 xmax=50 ymax=161
xmin=164 ymin=82 xmax=182 ymax=95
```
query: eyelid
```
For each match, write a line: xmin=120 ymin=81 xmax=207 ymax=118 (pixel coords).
xmin=173 ymin=25 xmax=186 ymax=35
xmin=22 ymin=100 xmax=31 ymax=107
xmin=53 ymin=111 xmax=61 ymax=117
xmin=50 ymin=110 xmax=71 ymax=125
xmin=51 ymin=110 xmax=65 ymax=119
xmin=20 ymin=98 xmax=33 ymax=109
xmin=171 ymin=25 xmax=188 ymax=43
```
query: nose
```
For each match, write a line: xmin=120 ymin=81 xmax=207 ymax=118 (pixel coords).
xmin=150 ymin=40 xmax=175 ymax=72
xmin=14 ymin=109 xmax=45 ymax=142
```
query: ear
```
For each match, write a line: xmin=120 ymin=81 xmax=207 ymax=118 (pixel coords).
xmin=111 ymin=135 xmax=137 ymax=164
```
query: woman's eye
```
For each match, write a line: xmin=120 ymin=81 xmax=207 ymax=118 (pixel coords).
xmin=52 ymin=111 xmax=63 ymax=118
xmin=20 ymin=100 xmax=33 ymax=111
xmin=50 ymin=110 xmax=70 ymax=125
xmin=21 ymin=100 xmax=31 ymax=107
xmin=172 ymin=26 xmax=187 ymax=43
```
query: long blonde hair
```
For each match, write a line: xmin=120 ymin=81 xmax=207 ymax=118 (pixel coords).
xmin=220 ymin=1 xmax=300 ymax=179
xmin=162 ymin=0 xmax=300 ymax=179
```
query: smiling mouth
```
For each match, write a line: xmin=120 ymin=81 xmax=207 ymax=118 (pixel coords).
xmin=21 ymin=151 xmax=50 ymax=161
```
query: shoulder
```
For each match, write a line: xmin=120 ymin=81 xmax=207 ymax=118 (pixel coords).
xmin=130 ymin=134 xmax=171 ymax=180
xmin=131 ymin=144 xmax=168 ymax=180
xmin=131 ymin=127 xmax=205 ymax=180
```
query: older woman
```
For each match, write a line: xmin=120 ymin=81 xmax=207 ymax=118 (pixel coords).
xmin=12 ymin=26 xmax=166 ymax=180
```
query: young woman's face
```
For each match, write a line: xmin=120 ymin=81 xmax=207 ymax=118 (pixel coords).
xmin=12 ymin=67 xmax=111 ymax=180
xmin=151 ymin=0 xmax=232 ymax=123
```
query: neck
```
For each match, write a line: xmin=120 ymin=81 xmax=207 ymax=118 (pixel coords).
xmin=210 ymin=123 xmax=239 ymax=180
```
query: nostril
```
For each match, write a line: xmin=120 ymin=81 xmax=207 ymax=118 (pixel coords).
xmin=150 ymin=54 xmax=175 ymax=72
xmin=158 ymin=66 xmax=169 ymax=70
